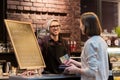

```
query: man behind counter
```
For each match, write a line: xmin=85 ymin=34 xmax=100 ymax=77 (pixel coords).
xmin=38 ymin=19 xmax=70 ymax=74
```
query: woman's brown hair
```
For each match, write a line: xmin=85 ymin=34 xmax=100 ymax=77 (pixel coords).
xmin=81 ymin=12 xmax=102 ymax=37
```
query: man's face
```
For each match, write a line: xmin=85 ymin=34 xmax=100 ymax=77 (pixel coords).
xmin=49 ymin=21 xmax=61 ymax=36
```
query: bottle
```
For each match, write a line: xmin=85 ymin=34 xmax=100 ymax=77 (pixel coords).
xmin=67 ymin=40 xmax=71 ymax=53
xmin=114 ymin=37 xmax=119 ymax=47
xmin=111 ymin=29 xmax=118 ymax=47
xmin=70 ymin=41 xmax=73 ymax=52
xmin=73 ymin=41 xmax=76 ymax=52
xmin=106 ymin=37 xmax=111 ymax=47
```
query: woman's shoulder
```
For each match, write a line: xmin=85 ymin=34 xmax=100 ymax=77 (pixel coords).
xmin=85 ymin=36 xmax=103 ymax=45
xmin=87 ymin=36 xmax=104 ymax=42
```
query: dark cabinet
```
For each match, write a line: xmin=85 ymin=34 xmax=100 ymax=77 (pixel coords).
xmin=0 ymin=0 xmax=7 ymax=43
xmin=0 ymin=0 xmax=18 ymax=71
xmin=0 ymin=53 xmax=18 ymax=73
xmin=81 ymin=0 xmax=119 ymax=33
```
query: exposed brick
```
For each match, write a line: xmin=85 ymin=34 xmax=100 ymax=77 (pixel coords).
xmin=7 ymin=5 xmax=10 ymax=9
xmin=61 ymin=0 xmax=69 ymax=2
xmin=7 ymin=1 xmax=20 ymax=5
xmin=30 ymin=7 xmax=37 ymax=11
xmin=46 ymin=3 xmax=56 ymax=8
xmin=42 ymin=0 xmax=49 ymax=3
xmin=21 ymin=13 xmax=30 ymax=19
xmin=56 ymin=4 xmax=67 ymax=9
xmin=17 ymin=6 xmax=24 ymax=10
xmin=21 ymin=2 xmax=32 ymax=6
xmin=31 ymin=0 xmax=37 ymax=2
xmin=41 ymin=14 xmax=48 ymax=20
xmin=7 ymin=0 xmax=81 ymax=50
xmin=48 ymin=8 xmax=56 ymax=12
xmin=20 ymin=18 xmax=33 ymax=23
xmin=24 ymin=0 xmax=31 ymax=2
xmin=30 ymin=14 xmax=36 ymax=20
xmin=47 ymin=0 xmax=58 ymax=4
xmin=36 ymin=0 xmax=42 ymax=3
xmin=36 ymin=7 xmax=43 ymax=12
xmin=35 ymin=14 xmax=43 ymax=20
xmin=57 ymin=1 xmax=66 ymax=5
xmin=24 ymin=6 xmax=31 ymax=10
xmin=9 ymin=5 xmax=17 ymax=9
xmin=42 ymin=7 xmax=48 ymax=12
xmin=33 ymin=19 xmax=40 ymax=24
xmin=33 ymin=3 xmax=45 ymax=7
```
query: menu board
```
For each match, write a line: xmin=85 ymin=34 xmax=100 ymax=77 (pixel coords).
xmin=4 ymin=19 xmax=46 ymax=69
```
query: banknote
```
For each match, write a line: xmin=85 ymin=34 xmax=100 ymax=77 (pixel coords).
xmin=60 ymin=54 xmax=70 ymax=63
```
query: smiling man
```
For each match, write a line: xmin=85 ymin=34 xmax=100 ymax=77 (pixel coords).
xmin=38 ymin=19 xmax=69 ymax=74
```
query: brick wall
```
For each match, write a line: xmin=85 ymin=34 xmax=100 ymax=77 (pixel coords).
xmin=6 ymin=0 xmax=81 ymax=51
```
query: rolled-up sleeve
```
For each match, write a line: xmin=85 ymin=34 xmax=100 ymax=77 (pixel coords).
xmin=82 ymin=41 xmax=99 ymax=77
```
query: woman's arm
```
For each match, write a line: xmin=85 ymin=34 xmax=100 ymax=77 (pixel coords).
xmin=81 ymin=41 xmax=99 ymax=77
xmin=64 ymin=59 xmax=81 ymax=68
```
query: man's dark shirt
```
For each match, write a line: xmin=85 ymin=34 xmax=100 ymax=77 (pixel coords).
xmin=38 ymin=36 xmax=69 ymax=74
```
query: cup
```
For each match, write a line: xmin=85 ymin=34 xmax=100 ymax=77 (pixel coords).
xmin=0 ymin=65 xmax=3 ymax=77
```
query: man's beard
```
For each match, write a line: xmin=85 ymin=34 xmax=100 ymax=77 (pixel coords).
xmin=51 ymin=32 xmax=59 ymax=36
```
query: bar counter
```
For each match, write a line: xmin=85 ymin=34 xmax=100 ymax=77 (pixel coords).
xmin=9 ymin=74 xmax=80 ymax=80
xmin=9 ymin=71 xmax=113 ymax=80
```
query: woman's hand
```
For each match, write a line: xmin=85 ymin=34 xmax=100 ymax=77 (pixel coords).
xmin=63 ymin=59 xmax=74 ymax=66
xmin=64 ymin=59 xmax=81 ymax=68
xmin=64 ymin=64 xmax=82 ymax=74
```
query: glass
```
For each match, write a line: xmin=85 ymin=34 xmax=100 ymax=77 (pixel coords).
xmin=0 ymin=65 xmax=3 ymax=77
xmin=50 ymin=25 xmax=61 ymax=28
xmin=5 ymin=62 xmax=12 ymax=74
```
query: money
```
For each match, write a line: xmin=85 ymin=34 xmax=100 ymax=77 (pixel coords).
xmin=60 ymin=54 xmax=69 ymax=63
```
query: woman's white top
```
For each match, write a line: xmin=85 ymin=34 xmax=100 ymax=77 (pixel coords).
xmin=81 ymin=36 xmax=109 ymax=80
